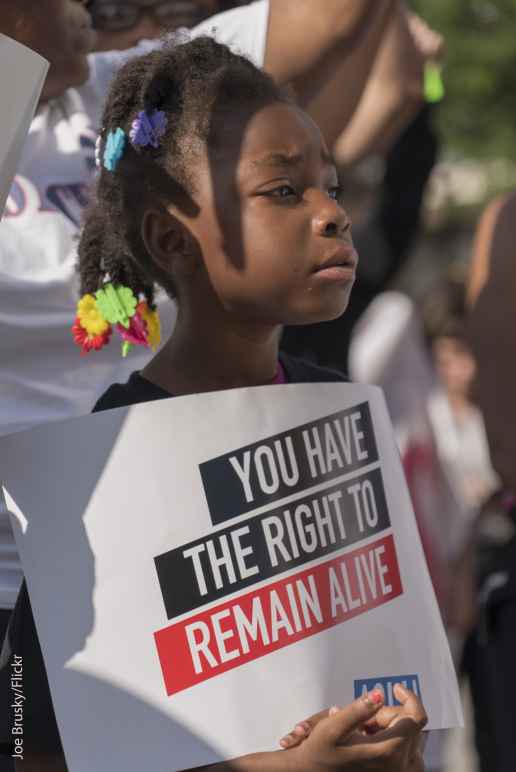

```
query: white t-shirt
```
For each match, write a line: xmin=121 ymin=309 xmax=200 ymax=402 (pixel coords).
xmin=0 ymin=0 xmax=269 ymax=609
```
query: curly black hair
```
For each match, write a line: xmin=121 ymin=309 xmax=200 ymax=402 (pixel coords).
xmin=78 ymin=36 xmax=288 ymax=305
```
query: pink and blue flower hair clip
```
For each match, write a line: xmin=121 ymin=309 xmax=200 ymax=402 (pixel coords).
xmin=103 ymin=128 xmax=127 ymax=172
xmin=98 ymin=109 xmax=168 ymax=173
xmin=130 ymin=109 xmax=168 ymax=149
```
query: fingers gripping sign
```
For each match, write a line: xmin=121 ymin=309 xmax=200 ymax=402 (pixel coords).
xmin=371 ymin=683 xmax=427 ymax=768
xmin=284 ymin=692 xmax=387 ymax=770
xmin=280 ymin=690 xmax=384 ymax=750
xmin=280 ymin=685 xmax=427 ymax=771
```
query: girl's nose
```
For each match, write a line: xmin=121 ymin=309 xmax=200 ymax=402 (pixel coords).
xmin=313 ymin=197 xmax=351 ymax=238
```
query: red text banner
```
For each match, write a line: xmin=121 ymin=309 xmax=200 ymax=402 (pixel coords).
xmin=155 ymin=534 xmax=402 ymax=696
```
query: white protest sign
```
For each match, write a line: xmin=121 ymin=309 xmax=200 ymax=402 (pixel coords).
xmin=0 ymin=383 xmax=462 ymax=771
xmin=0 ymin=35 xmax=48 ymax=218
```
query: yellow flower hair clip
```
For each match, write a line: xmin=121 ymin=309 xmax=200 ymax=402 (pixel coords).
xmin=72 ymin=283 xmax=161 ymax=356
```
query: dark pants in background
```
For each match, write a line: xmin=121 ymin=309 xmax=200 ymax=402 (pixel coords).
xmin=464 ymin=535 xmax=516 ymax=772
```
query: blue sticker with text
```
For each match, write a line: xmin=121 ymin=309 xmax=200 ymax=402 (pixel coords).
xmin=354 ymin=674 xmax=421 ymax=706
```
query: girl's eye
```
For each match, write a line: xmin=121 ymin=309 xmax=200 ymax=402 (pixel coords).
xmin=269 ymin=185 xmax=298 ymax=199
xmin=328 ymin=186 xmax=343 ymax=202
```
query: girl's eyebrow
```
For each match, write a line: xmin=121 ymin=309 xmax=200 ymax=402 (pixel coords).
xmin=250 ymin=147 xmax=336 ymax=170
xmin=251 ymin=152 xmax=304 ymax=169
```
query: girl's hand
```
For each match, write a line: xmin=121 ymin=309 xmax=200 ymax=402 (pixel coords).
xmin=279 ymin=691 xmax=379 ymax=749
xmin=280 ymin=684 xmax=426 ymax=747
xmin=280 ymin=684 xmax=427 ymax=772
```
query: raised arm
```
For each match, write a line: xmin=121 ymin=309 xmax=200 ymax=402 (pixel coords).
xmin=467 ymin=192 xmax=516 ymax=307
xmin=333 ymin=4 xmax=425 ymax=167
xmin=264 ymin=0 xmax=397 ymax=146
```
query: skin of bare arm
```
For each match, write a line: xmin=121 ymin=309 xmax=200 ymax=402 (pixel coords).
xmin=466 ymin=193 xmax=514 ymax=310
xmin=468 ymin=192 xmax=516 ymax=494
xmin=264 ymin=0 xmax=397 ymax=146
xmin=334 ymin=4 xmax=424 ymax=167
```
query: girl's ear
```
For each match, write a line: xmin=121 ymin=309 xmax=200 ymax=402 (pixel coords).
xmin=142 ymin=207 xmax=200 ymax=281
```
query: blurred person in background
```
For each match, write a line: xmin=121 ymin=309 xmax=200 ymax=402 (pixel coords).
xmin=349 ymin=270 xmax=496 ymax=622
xmin=87 ymin=0 xmax=220 ymax=50
xmin=450 ymin=191 xmax=516 ymax=772
xmin=0 ymin=0 xmax=415 ymax=764
xmin=421 ymin=267 xmax=497 ymax=520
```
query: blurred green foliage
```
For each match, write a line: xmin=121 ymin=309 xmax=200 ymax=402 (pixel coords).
xmin=411 ymin=0 xmax=516 ymax=160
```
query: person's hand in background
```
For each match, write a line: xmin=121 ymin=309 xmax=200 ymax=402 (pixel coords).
xmin=406 ymin=10 xmax=445 ymax=63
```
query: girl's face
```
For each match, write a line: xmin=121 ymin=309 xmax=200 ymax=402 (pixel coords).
xmin=171 ymin=101 xmax=357 ymax=327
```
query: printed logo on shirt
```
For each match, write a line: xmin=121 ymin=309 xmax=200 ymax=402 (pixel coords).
xmin=80 ymin=134 xmax=97 ymax=172
xmin=4 ymin=133 xmax=96 ymax=225
xmin=4 ymin=177 xmax=33 ymax=218
xmin=46 ymin=183 xmax=91 ymax=226
xmin=354 ymin=674 xmax=421 ymax=705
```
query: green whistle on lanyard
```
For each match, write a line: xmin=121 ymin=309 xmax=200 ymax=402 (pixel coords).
xmin=424 ymin=62 xmax=445 ymax=103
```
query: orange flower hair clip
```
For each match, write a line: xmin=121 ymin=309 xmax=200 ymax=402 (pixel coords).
xmin=72 ymin=283 xmax=161 ymax=357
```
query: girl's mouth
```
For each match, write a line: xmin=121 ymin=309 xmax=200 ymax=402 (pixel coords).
xmin=312 ymin=245 xmax=358 ymax=281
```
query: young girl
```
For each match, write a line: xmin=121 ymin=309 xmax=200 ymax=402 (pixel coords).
xmin=7 ymin=37 xmax=427 ymax=771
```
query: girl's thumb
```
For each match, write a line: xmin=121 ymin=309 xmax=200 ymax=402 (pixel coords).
xmin=324 ymin=691 xmax=384 ymax=743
